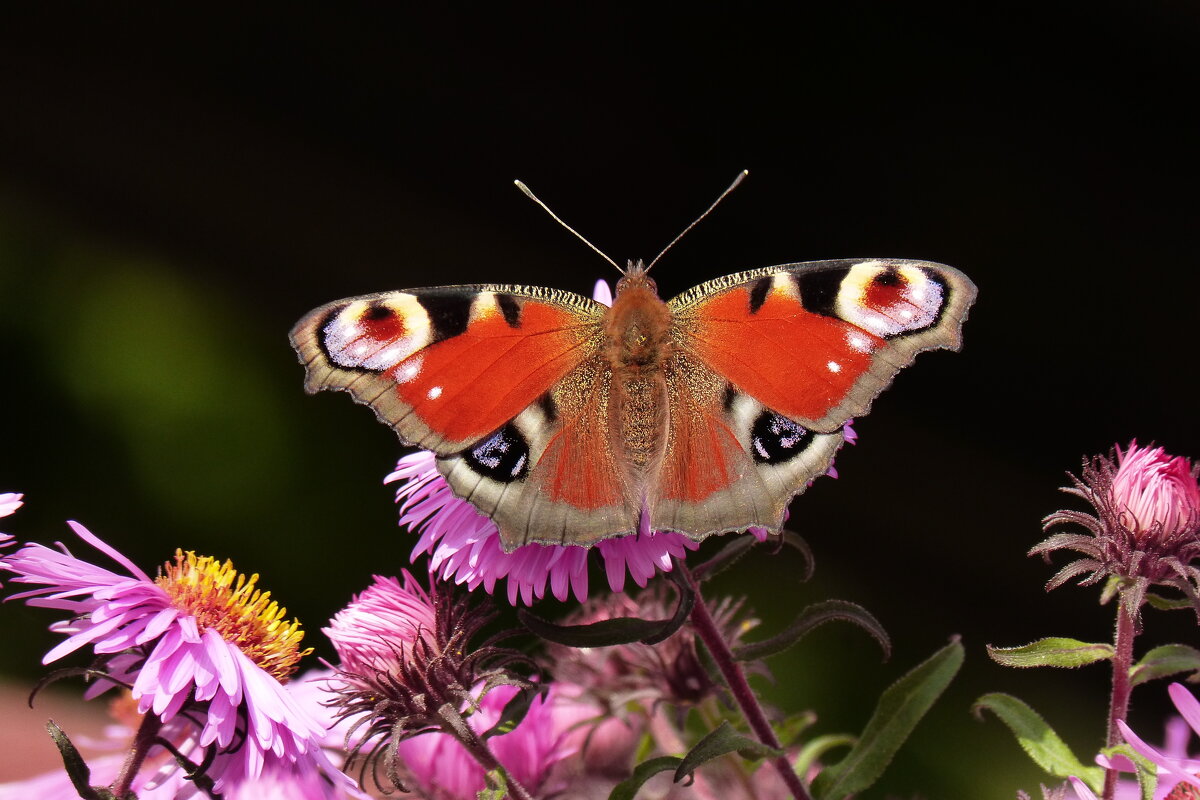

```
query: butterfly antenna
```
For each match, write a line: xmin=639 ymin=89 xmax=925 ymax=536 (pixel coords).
xmin=514 ymin=180 xmax=624 ymax=274
xmin=646 ymin=169 xmax=749 ymax=272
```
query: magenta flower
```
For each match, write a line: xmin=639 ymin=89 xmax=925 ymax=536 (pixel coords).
xmin=1111 ymin=443 xmax=1200 ymax=548
xmin=0 ymin=670 xmax=365 ymax=800
xmin=391 ymin=683 xmax=579 ymax=800
xmin=388 ymin=450 xmax=699 ymax=605
xmin=324 ymin=571 xmax=534 ymax=793
xmin=1037 ymin=441 xmax=1200 ymax=613
xmin=0 ymin=492 xmax=21 ymax=555
xmin=323 ymin=570 xmax=437 ymax=676
xmin=1 ymin=521 xmax=352 ymax=796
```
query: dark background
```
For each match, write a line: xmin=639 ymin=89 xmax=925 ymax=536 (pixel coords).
xmin=1 ymin=5 xmax=1198 ymax=797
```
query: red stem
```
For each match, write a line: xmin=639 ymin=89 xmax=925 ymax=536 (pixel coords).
xmin=110 ymin=712 xmax=164 ymax=800
xmin=680 ymin=562 xmax=813 ymax=800
xmin=1102 ymin=599 xmax=1137 ymax=800
xmin=443 ymin=706 xmax=536 ymax=800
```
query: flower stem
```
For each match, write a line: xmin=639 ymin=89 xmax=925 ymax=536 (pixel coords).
xmin=1102 ymin=597 xmax=1137 ymax=800
xmin=680 ymin=562 xmax=813 ymax=800
xmin=440 ymin=705 xmax=536 ymax=800
xmin=110 ymin=712 xmax=164 ymax=800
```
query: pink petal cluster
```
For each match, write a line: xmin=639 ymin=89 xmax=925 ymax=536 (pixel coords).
xmin=392 ymin=683 xmax=582 ymax=799
xmin=0 ymin=670 xmax=364 ymax=800
xmin=323 ymin=571 xmax=437 ymax=675
xmin=1 ymin=522 xmax=349 ymax=796
xmin=1113 ymin=442 xmax=1200 ymax=546
xmin=388 ymin=451 xmax=699 ymax=605
xmin=0 ymin=493 xmax=21 ymax=567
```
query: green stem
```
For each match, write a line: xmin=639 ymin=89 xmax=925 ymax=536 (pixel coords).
xmin=680 ymin=562 xmax=813 ymax=800
xmin=440 ymin=704 xmax=536 ymax=800
xmin=1102 ymin=597 xmax=1137 ymax=800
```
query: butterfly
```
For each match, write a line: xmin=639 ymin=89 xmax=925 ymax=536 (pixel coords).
xmin=291 ymin=250 xmax=976 ymax=552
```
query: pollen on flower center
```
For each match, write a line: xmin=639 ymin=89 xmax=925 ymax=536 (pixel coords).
xmin=156 ymin=550 xmax=311 ymax=681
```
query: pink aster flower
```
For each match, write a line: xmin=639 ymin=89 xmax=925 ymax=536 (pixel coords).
xmin=0 ymin=671 xmax=365 ymax=800
xmin=389 ymin=450 xmax=699 ymax=605
xmin=324 ymin=571 xmax=535 ymax=793
xmin=1 ymin=521 xmax=354 ymax=797
xmin=1037 ymin=441 xmax=1200 ymax=614
xmin=323 ymin=570 xmax=437 ymax=676
xmin=1111 ymin=443 xmax=1200 ymax=547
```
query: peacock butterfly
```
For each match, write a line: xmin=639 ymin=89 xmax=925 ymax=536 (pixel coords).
xmin=290 ymin=182 xmax=976 ymax=552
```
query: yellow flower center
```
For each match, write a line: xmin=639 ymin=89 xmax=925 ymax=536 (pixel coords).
xmin=156 ymin=550 xmax=311 ymax=682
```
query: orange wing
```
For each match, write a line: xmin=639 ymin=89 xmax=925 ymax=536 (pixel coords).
xmin=645 ymin=259 xmax=976 ymax=538
xmin=670 ymin=259 xmax=977 ymax=433
xmin=291 ymin=285 xmax=602 ymax=452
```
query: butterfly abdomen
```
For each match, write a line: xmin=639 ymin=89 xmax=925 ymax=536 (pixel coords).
xmin=602 ymin=276 xmax=675 ymax=480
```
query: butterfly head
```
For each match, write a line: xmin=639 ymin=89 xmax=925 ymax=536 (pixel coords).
xmin=614 ymin=259 xmax=658 ymax=298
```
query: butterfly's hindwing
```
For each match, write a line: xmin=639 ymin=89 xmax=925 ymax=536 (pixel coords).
xmin=436 ymin=356 xmax=642 ymax=549
xmin=650 ymin=362 xmax=845 ymax=537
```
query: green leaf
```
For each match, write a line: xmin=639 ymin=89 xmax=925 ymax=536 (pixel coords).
xmin=674 ymin=721 xmax=782 ymax=783
xmin=690 ymin=535 xmax=757 ymax=581
xmin=608 ymin=724 xmax=783 ymax=800
xmin=519 ymin=563 xmax=693 ymax=648
xmin=986 ymin=637 xmax=1114 ymax=669
xmin=1144 ymin=591 xmax=1193 ymax=611
xmin=794 ymin=733 xmax=855 ymax=782
xmin=46 ymin=720 xmax=103 ymax=800
xmin=518 ymin=611 xmax=676 ymax=647
xmin=1100 ymin=574 xmax=1122 ymax=606
xmin=1130 ymin=644 xmax=1200 ymax=687
xmin=481 ymin=685 xmax=545 ymax=739
xmin=608 ymin=756 xmax=683 ymax=800
xmin=478 ymin=768 xmax=509 ymax=799
xmin=972 ymin=692 xmax=1104 ymax=792
xmin=734 ymin=599 xmax=890 ymax=662
xmin=811 ymin=638 xmax=963 ymax=800
xmin=776 ymin=529 xmax=816 ymax=583
xmin=774 ymin=710 xmax=819 ymax=747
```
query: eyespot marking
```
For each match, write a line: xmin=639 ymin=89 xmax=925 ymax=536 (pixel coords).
xmin=464 ymin=424 xmax=530 ymax=483
xmin=750 ymin=411 xmax=813 ymax=465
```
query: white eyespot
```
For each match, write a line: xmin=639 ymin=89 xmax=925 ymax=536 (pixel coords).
xmin=827 ymin=360 xmax=841 ymax=373
xmin=324 ymin=294 xmax=433 ymax=371
xmin=427 ymin=385 xmax=443 ymax=400
xmin=836 ymin=263 xmax=944 ymax=336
